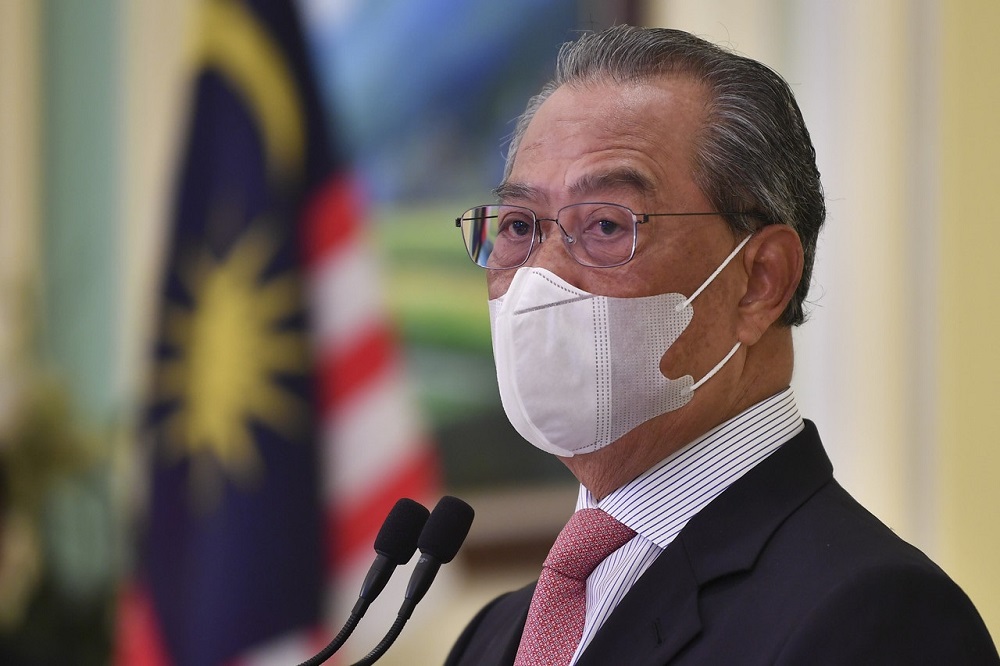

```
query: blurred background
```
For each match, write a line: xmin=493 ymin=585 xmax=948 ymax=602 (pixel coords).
xmin=1 ymin=0 xmax=998 ymax=663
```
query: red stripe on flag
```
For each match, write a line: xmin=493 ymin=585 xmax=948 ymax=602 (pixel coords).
xmin=114 ymin=582 xmax=171 ymax=666
xmin=318 ymin=322 xmax=398 ymax=413
xmin=301 ymin=174 xmax=365 ymax=267
xmin=327 ymin=444 xmax=441 ymax=568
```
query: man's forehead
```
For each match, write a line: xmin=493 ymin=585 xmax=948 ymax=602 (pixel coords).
xmin=495 ymin=83 xmax=715 ymax=224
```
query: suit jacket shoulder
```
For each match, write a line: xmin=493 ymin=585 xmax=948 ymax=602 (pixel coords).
xmin=445 ymin=582 xmax=534 ymax=666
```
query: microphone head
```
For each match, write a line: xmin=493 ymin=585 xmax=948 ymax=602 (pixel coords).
xmin=418 ymin=496 xmax=475 ymax=564
xmin=374 ymin=498 xmax=430 ymax=565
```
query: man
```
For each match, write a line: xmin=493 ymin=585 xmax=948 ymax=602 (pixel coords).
xmin=446 ymin=26 xmax=998 ymax=665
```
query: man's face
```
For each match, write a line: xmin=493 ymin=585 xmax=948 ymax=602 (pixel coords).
xmin=491 ymin=77 xmax=747 ymax=393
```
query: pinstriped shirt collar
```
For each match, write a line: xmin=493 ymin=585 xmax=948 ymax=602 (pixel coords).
xmin=577 ymin=388 xmax=804 ymax=550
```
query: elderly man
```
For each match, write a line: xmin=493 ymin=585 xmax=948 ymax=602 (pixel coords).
xmin=446 ymin=26 xmax=998 ymax=665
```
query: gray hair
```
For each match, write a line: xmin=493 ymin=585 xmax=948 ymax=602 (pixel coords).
xmin=502 ymin=26 xmax=825 ymax=327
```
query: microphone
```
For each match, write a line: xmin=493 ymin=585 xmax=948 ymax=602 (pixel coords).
xmin=297 ymin=498 xmax=430 ymax=666
xmin=351 ymin=496 xmax=475 ymax=666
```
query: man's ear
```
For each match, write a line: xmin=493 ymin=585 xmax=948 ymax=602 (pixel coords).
xmin=736 ymin=224 xmax=803 ymax=345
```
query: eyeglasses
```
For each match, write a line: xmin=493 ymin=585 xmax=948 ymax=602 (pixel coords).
xmin=455 ymin=202 xmax=755 ymax=269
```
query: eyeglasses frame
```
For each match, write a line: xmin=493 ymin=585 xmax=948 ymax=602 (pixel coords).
xmin=455 ymin=202 xmax=763 ymax=269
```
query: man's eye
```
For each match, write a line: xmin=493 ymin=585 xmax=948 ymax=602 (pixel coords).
xmin=499 ymin=217 xmax=533 ymax=237
xmin=596 ymin=218 xmax=621 ymax=235
xmin=512 ymin=219 xmax=532 ymax=236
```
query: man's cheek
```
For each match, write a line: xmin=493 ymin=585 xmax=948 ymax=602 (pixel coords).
xmin=487 ymin=272 xmax=514 ymax=299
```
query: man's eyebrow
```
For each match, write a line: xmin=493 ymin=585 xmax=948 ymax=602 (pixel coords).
xmin=568 ymin=168 xmax=657 ymax=198
xmin=493 ymin=168 xmax=656 ymax=203
xmin=493 ymin=181 xmax=538 ymax=202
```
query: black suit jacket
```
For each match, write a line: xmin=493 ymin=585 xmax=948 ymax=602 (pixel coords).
xmin=446 ymin=421 xmax=999 ymax=665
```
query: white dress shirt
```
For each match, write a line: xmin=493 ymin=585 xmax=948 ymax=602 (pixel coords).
xmin=569 ymin=388 xmax=804 ymax=663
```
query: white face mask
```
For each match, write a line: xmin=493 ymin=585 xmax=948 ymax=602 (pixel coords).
xmin=488 ymin=235 xmax=751 ymax=457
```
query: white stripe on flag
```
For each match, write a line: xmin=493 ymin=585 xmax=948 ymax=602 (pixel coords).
xmin=321 ymin=363 xmax=425 ymax=503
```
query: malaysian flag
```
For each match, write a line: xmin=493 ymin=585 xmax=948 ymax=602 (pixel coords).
xmin=116 ymin=0 xmax=439 ymax=664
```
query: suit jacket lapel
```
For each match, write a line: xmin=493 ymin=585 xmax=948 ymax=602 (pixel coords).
xmin=576 ymin=537 xmax=702 ymax=666
xmin=578 ymin=421 xmax=833 ymax=665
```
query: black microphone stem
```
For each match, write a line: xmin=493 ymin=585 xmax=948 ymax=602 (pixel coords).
xmin=348 ymin=554 xmax=440 ymax=666
xmin=299 ymin=613 xmax=360 ymax=666
xmin=351 ymin=615 xmax=408 ymax=666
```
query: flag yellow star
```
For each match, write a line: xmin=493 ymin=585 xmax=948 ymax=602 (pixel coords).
xmin=153 ymin=220 xmax=310 ymax=506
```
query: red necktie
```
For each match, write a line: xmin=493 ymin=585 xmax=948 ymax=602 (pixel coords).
xmin=514 ymin=509 xmax=636 ymax=666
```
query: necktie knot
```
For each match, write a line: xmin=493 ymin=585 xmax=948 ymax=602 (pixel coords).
xmin=544 ymin=508 xmax=636 ymax=580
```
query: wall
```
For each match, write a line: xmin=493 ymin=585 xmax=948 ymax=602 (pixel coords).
xmin=938 ymin=0 xmax=1000 ymax=636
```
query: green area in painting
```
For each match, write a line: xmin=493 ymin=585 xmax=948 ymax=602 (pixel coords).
xmin=372 ymin=202 xmax=492 ymax=354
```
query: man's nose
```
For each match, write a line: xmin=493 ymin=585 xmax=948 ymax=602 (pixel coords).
xmin=525 ymin=218 xmax=587 ymax=286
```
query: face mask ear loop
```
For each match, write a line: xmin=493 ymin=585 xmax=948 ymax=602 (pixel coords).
xmin=674 ymin=234 xmax=754 ymax=312
xmin=688 ymin=342 xmax=741 ymax=392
